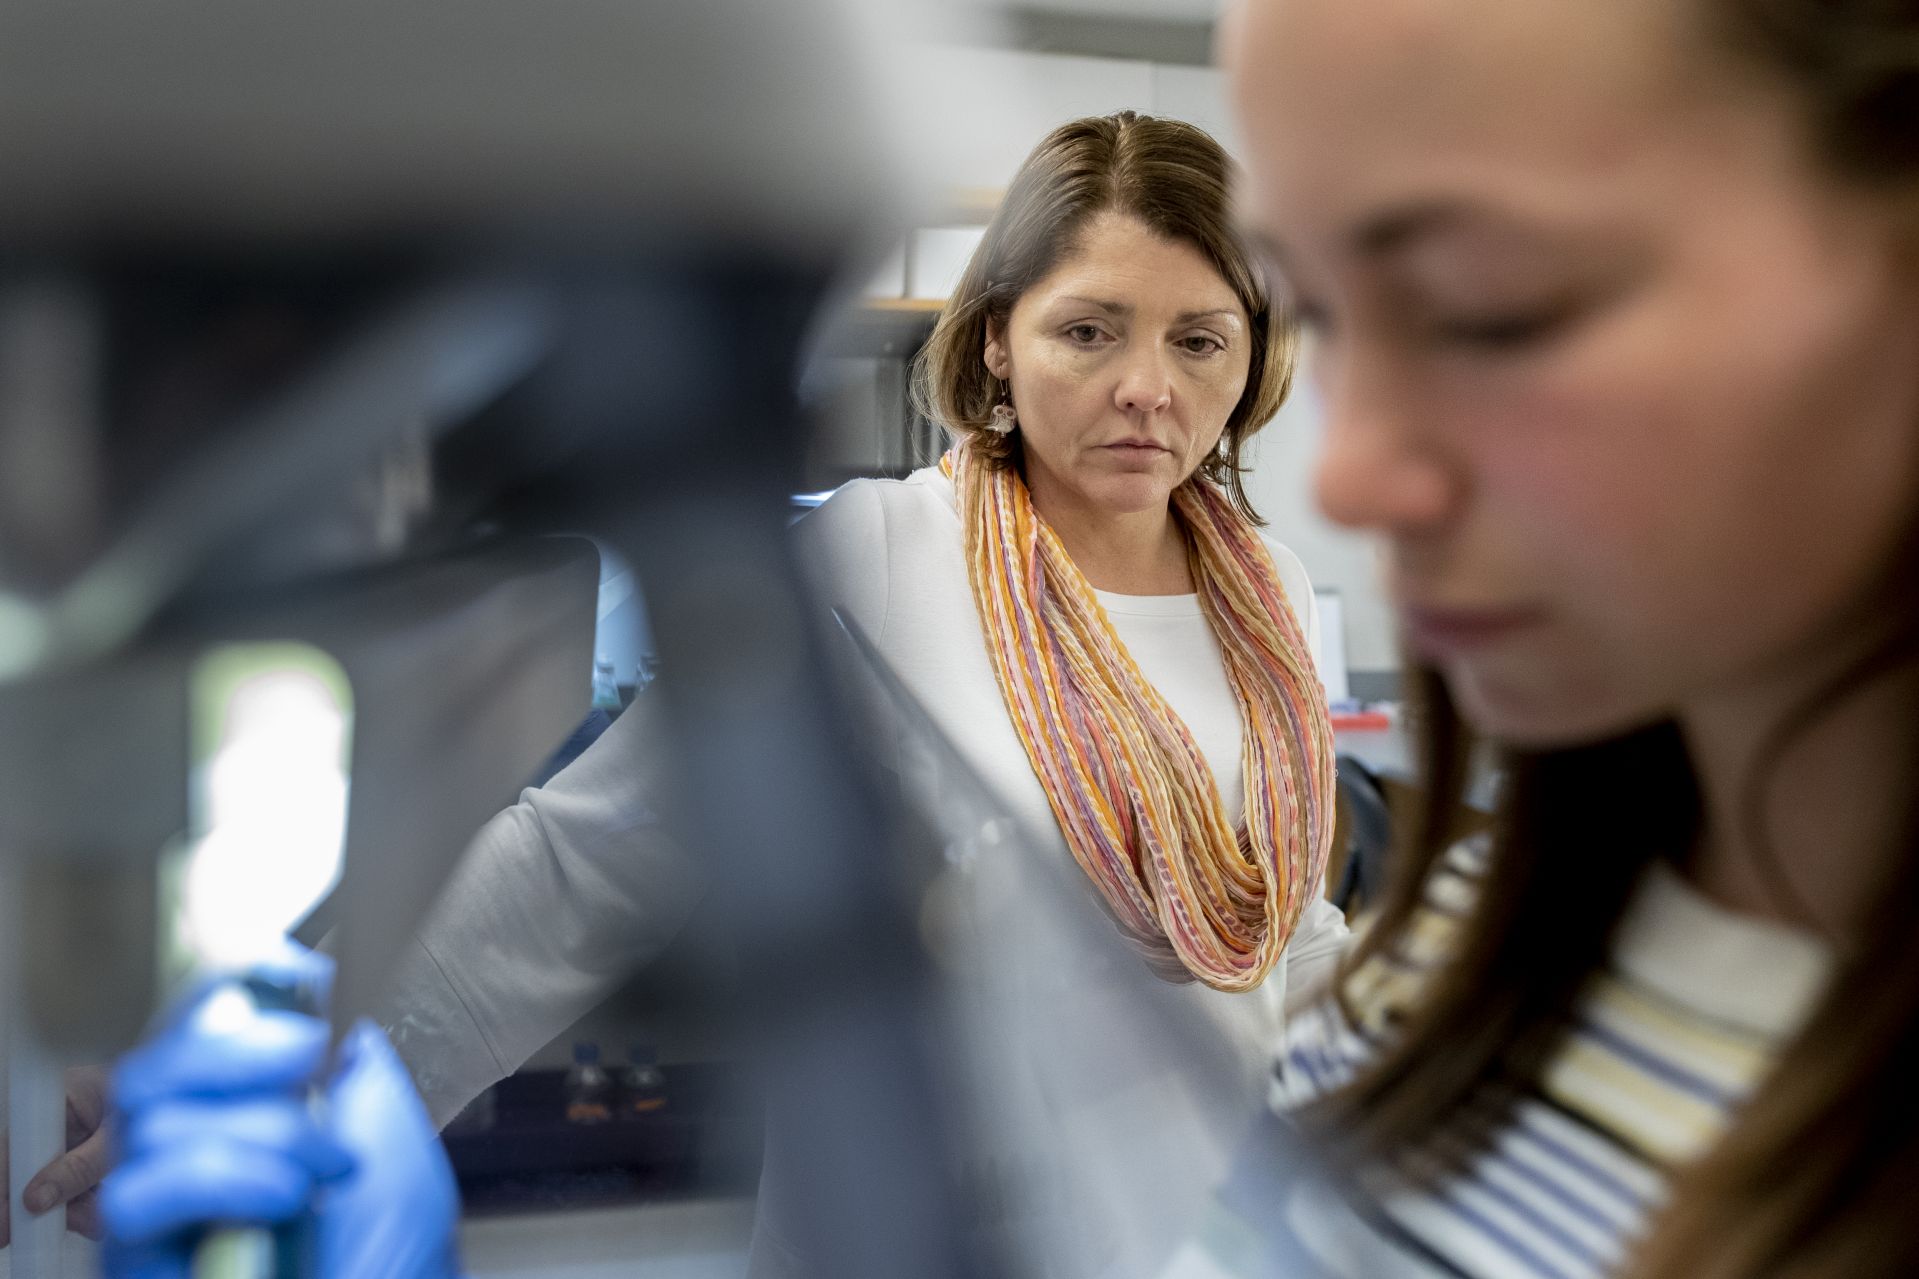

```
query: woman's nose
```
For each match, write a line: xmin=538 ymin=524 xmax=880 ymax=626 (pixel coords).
xmin=1114 ymin=346 xmax=1173 ymax=415
xmin=1311 ymin=354 xmax=1460 ymax=535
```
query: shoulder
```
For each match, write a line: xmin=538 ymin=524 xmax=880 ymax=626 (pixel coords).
xmin=1256 ymin=533 xmax=1313 ymax=608
xmin=793 ymin=466 xmax=961 ymax=639
xmin=1252 ymin=531 xmax=1320 ymax=660
xmin=793 ymin=466 xmax=956 ymax=561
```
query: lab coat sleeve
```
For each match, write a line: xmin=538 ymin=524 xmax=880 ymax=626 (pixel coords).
xmin=1260 ymin=534 xmax=1323 ymax=669
xmin=791 ymin=478 xmax=890 ymax=645
xmin=367 ymin=694 xmax=706 ymax=1128
xmin=789 ymin=479 xmax=900 ymax=751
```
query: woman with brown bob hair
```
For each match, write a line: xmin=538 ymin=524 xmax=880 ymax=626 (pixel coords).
xmin=879 ymin=108 xmax=1340 ymax=997
xmin=776 ymin=110 xmax=1346 ymax=1007
xmin=757 ymin=106 xmax=1347 ymax=1269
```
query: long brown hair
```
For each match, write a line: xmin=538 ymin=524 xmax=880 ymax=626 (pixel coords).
xmin=911 ymin=111 xmax=1293 ymax=523
xmin=1319 ymin=3 xmax=1919 ymax=1276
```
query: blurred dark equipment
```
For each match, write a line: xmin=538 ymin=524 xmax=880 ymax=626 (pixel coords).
xmin=1332 ymin=756 xmax=1393 ymax=916
xmin=0 ymin=2 xmax=992 ymax=1277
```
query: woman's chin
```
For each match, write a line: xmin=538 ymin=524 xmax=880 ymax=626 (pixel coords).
xmin=1443 ymin=660 xmax=1664 ymax=752
xmin=1077 ymin=471 xmax=1180 ymax=516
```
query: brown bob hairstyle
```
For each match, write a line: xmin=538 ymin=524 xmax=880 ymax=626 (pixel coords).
xmin=911 ymin=110 xmax=1293 ymax=523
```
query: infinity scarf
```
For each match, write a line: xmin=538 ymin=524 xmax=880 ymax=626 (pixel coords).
xmin=948 ymin=444 xmax=1335 ymax=991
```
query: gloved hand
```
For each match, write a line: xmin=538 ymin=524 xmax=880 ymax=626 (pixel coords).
xmin=100 ymin=945 xmax=462 ymax=1279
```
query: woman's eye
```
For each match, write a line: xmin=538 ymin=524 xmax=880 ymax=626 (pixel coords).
xmin=1433 ymin=307 xmax=1570 ymax=352
xmin=1066 ymin=323 xmax=1105 ymax=344
xmin=1179 ymin=334 xmax=1225 ymax=356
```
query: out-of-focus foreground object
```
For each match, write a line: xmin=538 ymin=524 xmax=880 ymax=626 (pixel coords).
xmin=0 ymin=1 xmax=994 ymax=1275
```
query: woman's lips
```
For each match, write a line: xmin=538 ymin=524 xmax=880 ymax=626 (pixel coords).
xmin=1097 ymin=441 xmax=1166 ymax=466
xmin=1400 ymin=603 xmax=1546 ymax=659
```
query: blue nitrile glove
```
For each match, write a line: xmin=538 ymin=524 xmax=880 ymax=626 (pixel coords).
xmin=101 ymin=945 xmax=462 ymax=1279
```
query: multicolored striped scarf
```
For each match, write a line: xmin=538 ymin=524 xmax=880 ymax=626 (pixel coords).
xmin=947 ymin=444 xmax=1335 ymax=992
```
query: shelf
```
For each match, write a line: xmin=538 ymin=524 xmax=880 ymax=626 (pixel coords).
xmin=445 ymin=1063 xmax=759 ymax=1214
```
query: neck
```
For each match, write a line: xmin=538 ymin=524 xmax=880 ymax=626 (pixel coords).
xmin=1677 ymin=632 xmax=1919 ymax=943
xmin=1025 ymin=473 xmax=1191 ymax=595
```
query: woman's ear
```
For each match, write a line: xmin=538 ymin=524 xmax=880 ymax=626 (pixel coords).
xmin=982 ymin=318 xmax=1010 ymax=381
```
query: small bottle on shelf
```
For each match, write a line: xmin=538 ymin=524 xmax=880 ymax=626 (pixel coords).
xmin=617 ymin=1043 xmax=668 ymax=1117
xmin=590 ymin=656 xmax=621 ymax=712
xmin=563 ymin=1042 xmax=614 ymax=1125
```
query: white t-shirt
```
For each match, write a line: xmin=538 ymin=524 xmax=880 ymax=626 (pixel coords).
xmin=1095 ymin=588 xmax=1261 ymax=824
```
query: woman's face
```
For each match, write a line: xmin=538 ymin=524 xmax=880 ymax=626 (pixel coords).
xmin=1225 ymin=0 xmax=1919 ymax=746
xmin=984 ymin=211 xmax=1253 ymax=520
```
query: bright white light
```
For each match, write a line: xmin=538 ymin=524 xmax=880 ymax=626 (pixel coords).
xmin=179 ymin=647 xmax=352 ymax=972
xmin=0 ymin=590 xmax=50 ymax=681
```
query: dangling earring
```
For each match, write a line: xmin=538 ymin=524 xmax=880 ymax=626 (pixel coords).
xmin=987 ymin=378 xmax=1018 ymax=435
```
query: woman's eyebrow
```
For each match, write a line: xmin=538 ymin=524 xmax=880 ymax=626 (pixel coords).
xmin=1249 ymin=201 xmax=1555 ymax=265
xmin=1177 ymin=308 xmax=1242 ymax=326
xmin=1051 ymin=296 xmax=1242 ymax=325
xmin=1354 ymin=200 xmax=1480 ymax=256
xmin=1054 ymin=295 xmax=1131 ymax=316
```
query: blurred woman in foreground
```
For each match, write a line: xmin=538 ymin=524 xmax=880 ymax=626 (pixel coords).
xmin=1218 ymin=0 xmax=1919 ymax=1273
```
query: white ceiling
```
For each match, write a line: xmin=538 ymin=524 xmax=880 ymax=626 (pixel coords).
xmin=1019 ymin=0 xmax=1219 ymax=17
xmin=998 ymin=0 xmax=1220 ymax=21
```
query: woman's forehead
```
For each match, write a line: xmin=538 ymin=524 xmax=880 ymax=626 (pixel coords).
xmin=1227 ymin=0 xmax=1728 ymax=232
xmin=1027 ymin=213 xmax=1244 ymax=315
xmin=1233 ymin=0 xmax=1700 ymax=106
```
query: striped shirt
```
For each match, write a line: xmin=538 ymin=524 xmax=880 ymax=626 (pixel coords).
xmin=1160 ymin=838 xmax=1831 ymax=1279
